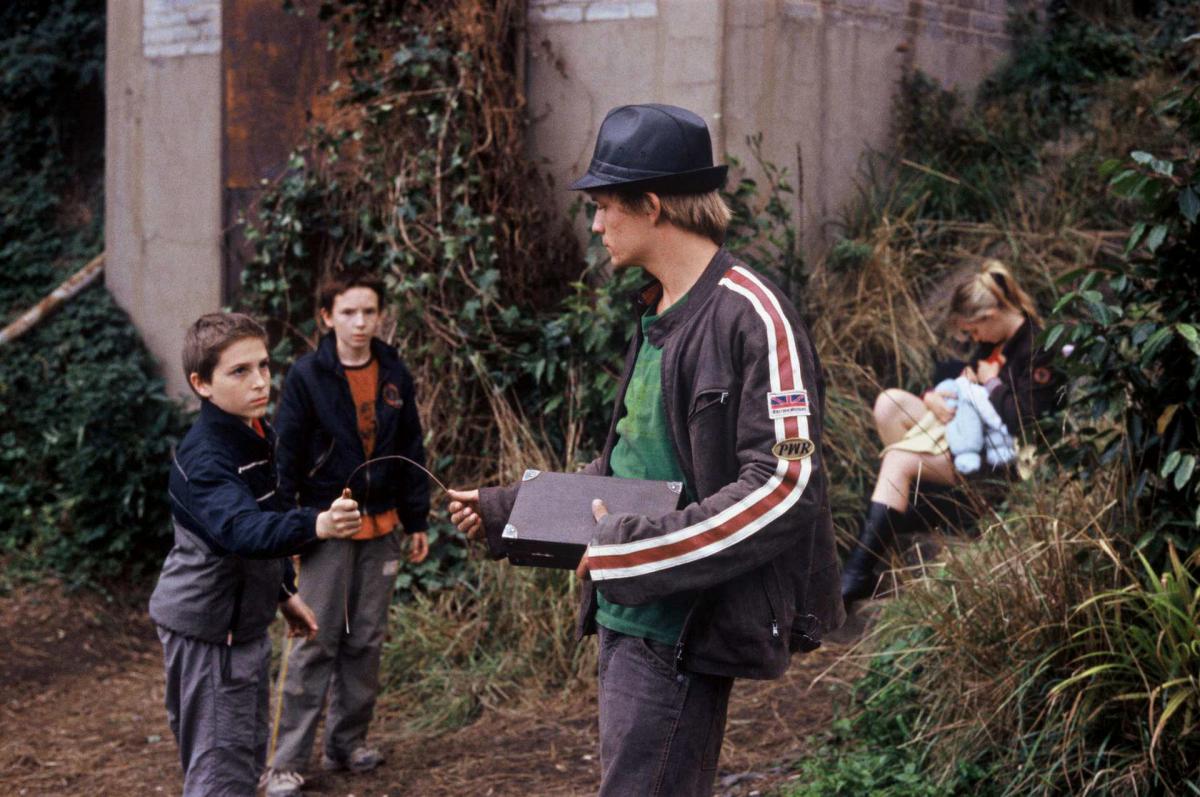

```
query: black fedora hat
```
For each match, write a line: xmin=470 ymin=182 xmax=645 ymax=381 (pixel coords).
xmin=570 ymin=104 xmax=728 ymax=195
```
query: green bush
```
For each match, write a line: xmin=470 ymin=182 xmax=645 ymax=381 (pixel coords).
xmin=1051 ymin=546 xmax=1200 ymax=792
xmin=0 ymin=0 xmax=188 ymax=585
xmin=0 ymin=289 xmax=187 ymax=584
xmin=981 ymin=2 xmax=1142 ymax=140
xmin=1050 ymin=81 xmax=1200 ymax=560
xmin=784 ymin=630 xmax=996 ymax=797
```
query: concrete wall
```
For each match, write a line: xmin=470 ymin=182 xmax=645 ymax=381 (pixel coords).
xmin=525 ymin=0 xmax=1014 ymax=249
xmin=106 ymin=0 xmax=224 ymax=400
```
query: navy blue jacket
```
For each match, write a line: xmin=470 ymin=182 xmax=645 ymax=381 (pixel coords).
xmin=275 ymin=333 xmax=430 ymax=533
xmin=149 ymin=400 xmax=319 ymax=644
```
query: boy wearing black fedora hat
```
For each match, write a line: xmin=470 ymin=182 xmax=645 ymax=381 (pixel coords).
xmin=449 ymin=103 xmax=843 ymax=796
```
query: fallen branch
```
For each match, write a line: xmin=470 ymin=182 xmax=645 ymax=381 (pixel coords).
xmin=0 ymin=252 xmax=104 ymax=346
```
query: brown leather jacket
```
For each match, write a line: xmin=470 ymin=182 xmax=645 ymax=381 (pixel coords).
xmin=479 ymin=249 xmax=844 ymax=680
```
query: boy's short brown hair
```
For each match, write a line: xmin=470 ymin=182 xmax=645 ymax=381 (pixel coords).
xmin=182 ymin=312 xmax=268 ymax=391
xmin=603 ymin=189 xmax=733 ymax=245
xmin=317 ymin=270 xmax=386 ymax=313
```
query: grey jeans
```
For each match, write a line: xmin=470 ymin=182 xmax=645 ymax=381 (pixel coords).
xmin=271 ymin=533 xmax=402 ymax=771
xmin=158 ymin=626 xmax=272 ymax=797
xmin=597 ymin=626 xmax=734 ymax=797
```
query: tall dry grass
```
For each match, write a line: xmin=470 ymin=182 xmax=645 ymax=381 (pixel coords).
xmin=380 ymin=360 xmax=598 ymax=731
xmin=837 ymin=460 xmax=1200 ymax=794
xmin=379 ymin=562 xmax=592 ymax=731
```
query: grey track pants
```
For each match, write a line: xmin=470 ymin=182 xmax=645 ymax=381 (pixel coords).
xmin=158 ymin=626 xmax=272 ymax=797
xmin=597 ymin=626 xmax=734 ymax=797
xmin=271 ymin=533 xmax=402 ymax=771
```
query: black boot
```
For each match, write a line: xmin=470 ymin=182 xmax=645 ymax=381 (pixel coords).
xmin=841 ymin=502 xmax=908 ymax=606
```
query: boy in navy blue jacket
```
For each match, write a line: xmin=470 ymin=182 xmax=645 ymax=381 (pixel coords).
xmin=149 ymin=312 xmax=363 ymax=797
xmin=267 ymin=272 xmax=429 ymax=795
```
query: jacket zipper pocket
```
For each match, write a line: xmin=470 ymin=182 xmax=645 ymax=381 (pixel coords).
xmin=687 ymin=388 xmax=730 ymax=424
xmin=760 ymin=568 xmax=781 ymax=641
xmin=672 ymin=595 xmax=706 ymax=674
xmin=308 ymin=439 xmax=335 ymax=478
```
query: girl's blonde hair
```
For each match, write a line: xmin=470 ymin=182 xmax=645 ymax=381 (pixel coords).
xmin=945 ymin=259 xmax=1041 ymax=326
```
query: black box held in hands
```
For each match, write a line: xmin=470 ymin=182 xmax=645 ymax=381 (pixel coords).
xmin=502 ymin=470 xmax=684 ymax=569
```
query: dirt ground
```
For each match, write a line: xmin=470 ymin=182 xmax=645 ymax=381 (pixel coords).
xmin=0 ymin=582 xmax=861 ymax=797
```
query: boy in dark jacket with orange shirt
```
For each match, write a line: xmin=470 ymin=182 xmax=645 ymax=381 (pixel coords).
xmin=266 ymin=272 xmax=430 ymax=796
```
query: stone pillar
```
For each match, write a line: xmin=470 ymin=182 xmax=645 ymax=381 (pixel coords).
xmin=106 ymin=0 xmax=224 ymax=399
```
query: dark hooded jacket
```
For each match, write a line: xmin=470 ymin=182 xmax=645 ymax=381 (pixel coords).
xmin=274 ymin=333 xmax=430 ymax=533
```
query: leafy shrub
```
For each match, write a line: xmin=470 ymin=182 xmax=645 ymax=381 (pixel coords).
xmin=0 ymin=289 xmax=187 ymax=584
xmin=784 ymin=629 xmax=995 ymax=797
xmin=1051 ymin=545 xmax=1200 ymax=792
xmin=0 ymin=0 xmax=105 ymax=315
xmin=981 ymin=2 xmax=1142 ymax=140
xmin=1050 ymin=81 xmax=1200 ymax=559
xmin=0 ymin=0 xmax=188 ymax=585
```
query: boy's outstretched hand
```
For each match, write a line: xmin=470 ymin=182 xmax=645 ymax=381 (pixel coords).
xmin=280 ymin=593 xmax=319 ymax=639
xmin=447 ymin=489 xmax=482 ymax=539
xmin=316 ymin=488 xmax=362 ymax=539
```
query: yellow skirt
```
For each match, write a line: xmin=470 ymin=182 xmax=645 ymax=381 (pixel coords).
xmin=881 ymin=411 xmax=950 ymax=458
xmin=882 ymin=411 xmax=1037 ymax=481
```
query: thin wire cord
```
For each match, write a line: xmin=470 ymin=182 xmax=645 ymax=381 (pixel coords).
xmin=342 ymin=454 xmax=449 ymax=494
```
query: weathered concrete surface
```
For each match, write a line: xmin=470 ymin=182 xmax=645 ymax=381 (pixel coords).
xmin=105 ymin=0 xmax=223 ymax=400
xmin=526 ymin=0 xmax=1013 ymax=249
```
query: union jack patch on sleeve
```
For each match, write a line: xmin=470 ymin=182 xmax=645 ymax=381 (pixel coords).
xmin=767 ymin=390 xmax=810 ymax=419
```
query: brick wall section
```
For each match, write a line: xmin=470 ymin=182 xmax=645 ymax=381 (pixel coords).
xmin=143 ymin=0 xmax=221 ymax=58
xmin=783 ymin=0 xmax=1012 ymax=50
xmin=528 ymin=0 xmax=658 ymax=24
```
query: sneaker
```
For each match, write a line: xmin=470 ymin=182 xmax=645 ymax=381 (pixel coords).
xmin=263 ymin=769 xmax=305 ymax=797
xmin=322 ymin=745 xmax=385 ymax=774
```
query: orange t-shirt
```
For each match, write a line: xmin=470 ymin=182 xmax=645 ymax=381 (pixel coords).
xmin=344 ymin=359 xmax=379 ymax=457
xmin=343 ymin=359 xmax=399 ymax=540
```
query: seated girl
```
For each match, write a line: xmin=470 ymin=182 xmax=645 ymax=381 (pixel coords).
xmin=840 ymin=259 xmax=1063 ymax=605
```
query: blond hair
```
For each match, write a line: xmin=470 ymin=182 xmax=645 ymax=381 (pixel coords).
xmin=605 ymin=189 xmax=733 ymax=245
xmin=945 ymin=259 xmax=1041 ymax=326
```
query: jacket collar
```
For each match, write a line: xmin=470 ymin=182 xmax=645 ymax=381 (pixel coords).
xmin=315 ymin=331 xmax=401 ymax=374
xmin=198 ymin=399 xmax=274 ymax=453
xmin=637 ymin=247 xmax=735 ymax=347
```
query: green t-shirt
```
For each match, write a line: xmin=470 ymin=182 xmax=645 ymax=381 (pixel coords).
xmin=595 ymin=296 xmax=694 ymax=646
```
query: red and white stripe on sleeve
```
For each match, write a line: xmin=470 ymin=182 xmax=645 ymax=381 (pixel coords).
xmin=587 ymin=265 xmax=814 ymax=581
